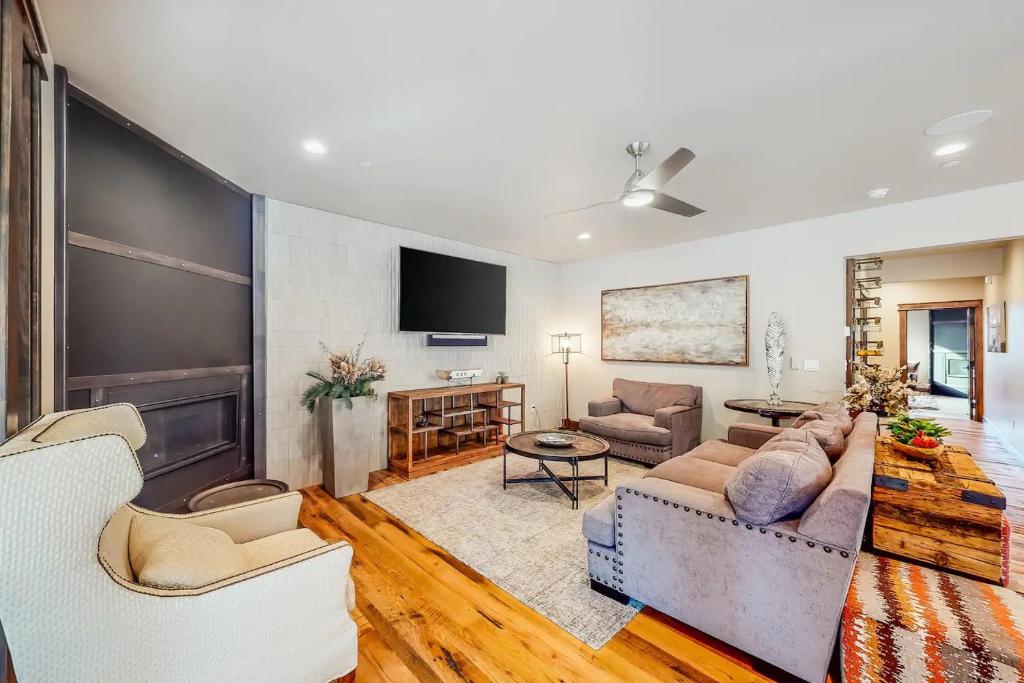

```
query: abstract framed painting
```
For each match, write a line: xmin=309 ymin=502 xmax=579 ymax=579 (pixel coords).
xmin=987 ymin=301 xmax=1006 ymax=353
xmin=601 ymin=275 xmax=749 ymax=365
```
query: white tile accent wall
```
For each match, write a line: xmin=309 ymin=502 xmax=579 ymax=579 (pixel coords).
xmin=264 ymin=198 xmax=564 ymax=490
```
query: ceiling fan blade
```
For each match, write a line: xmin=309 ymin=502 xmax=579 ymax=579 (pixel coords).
xmin=634 ymin=148 xmax=696 ymax=192
xmin=649 ymin=193 xmax=704 ymax=218
xmin=544 ymin=198 xmax=618 ymax=219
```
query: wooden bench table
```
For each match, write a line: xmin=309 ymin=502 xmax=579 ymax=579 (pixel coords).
xmin=871 ymin=435 xmax=1010 ymax=585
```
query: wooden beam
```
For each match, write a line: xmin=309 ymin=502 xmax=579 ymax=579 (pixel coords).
xmin=67 ymin=231 xmax=252 ymax=286
xmin=66 ymin=364 xmax=252 ymax=390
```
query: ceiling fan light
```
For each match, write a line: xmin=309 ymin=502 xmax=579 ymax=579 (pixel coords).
xmin=622 ymin=189 xmax=655 ymax=207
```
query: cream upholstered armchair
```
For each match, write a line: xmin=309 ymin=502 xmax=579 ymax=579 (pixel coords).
xmin=0 ymin=404 xmax=358 ymax=683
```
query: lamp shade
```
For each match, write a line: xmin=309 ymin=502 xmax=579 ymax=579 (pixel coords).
xmin=550 ymin=332 xmax=582 ymax=354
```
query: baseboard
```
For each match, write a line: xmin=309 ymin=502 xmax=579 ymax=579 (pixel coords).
xmin=983 ymin=416 xmax=1024 ymax=462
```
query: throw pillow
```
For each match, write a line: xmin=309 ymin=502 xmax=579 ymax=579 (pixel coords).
xmin=129 ymin=515 xmax=248 ymax=590
xmin=725 ymin=429 xmax=832 ymax=525
xmin=793 ymin=408 xmax=854 ymax=436
xmin=798 ymin=419 xmax=845 ymax=461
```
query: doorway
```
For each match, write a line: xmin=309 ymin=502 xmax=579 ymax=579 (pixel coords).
xmin=899 ymin=300 xmax=983 ymax=421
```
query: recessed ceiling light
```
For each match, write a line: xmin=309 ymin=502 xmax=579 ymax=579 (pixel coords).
xmin=302 ymin=139 xmax=328 ymax=155
xmin=577 ymin=233 xmax=592 ymax=240
xmin=866 ymin=187 xmax=890 ymax=200
xmin=621 ymin=189 xmax=655 ymax=207
xmin=358 ymin=160 xmax=373 ymax=168
xmin=925 ymin=110 xmax=993 ymax=137
xmin=940 ymin=159 xmax=962 ymax=169
xmin=933 ymin=141 xmax=968 ymax=157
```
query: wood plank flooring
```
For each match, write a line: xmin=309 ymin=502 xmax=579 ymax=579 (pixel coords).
xmin=301 ymin=417 xmax=1024 ymax=683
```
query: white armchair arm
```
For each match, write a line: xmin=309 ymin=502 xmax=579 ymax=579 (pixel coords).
xmin=129 ymin=491 xmax=302 ymax=543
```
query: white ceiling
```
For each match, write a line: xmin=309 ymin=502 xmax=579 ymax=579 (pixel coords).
xmin=40 ymin=1 xmax=1024 ymax=263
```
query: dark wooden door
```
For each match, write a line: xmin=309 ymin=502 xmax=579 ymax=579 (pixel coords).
xmin=57 ymin=79 xmax=254 ymax=511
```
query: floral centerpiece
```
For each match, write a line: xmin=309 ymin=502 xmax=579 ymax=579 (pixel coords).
xmin=301 ymin=341 xmax=386 ymax=412
xmin=842 ymin=363 xmax=911 ymax=416
xmin=887 ymin=413 xmax=951 ymax=460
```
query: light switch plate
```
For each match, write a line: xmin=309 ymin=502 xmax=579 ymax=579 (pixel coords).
xmin=790 ymin=357 xmax=801 ymax=370
xmin=803 ymin=359 xmax=820 ymax=372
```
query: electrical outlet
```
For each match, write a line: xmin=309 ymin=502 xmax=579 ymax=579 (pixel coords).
xmin=790 ymin=357 xmax=801 ymax=370
xmin=803 ymin=359 xmax=820 ymax=372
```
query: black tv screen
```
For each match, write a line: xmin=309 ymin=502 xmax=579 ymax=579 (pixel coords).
xmin=399 ymin=247 xmax=507 ymax=334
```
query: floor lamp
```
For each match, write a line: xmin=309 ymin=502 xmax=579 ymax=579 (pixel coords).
xmin=551 ymin=332 xmax=582 ymax=429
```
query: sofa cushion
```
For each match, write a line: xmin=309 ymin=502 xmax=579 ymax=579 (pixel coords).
xmin=582 ymin=494 xmax=616 ymax=546
xmin=612 ymin=378 xmax=700 ymax=416
xmin=129 ymin=515 xmax=248 ymax=590
xmin=725 ymin=429 xmax=832 ymax=525
xmin=579 ymin=413 xmax=671 ymax=446
xmin=34 ymin=403 xmax=147 ymax=451
xmin=686 ymin=439 xmax=757 ymax=467
xmin=646 ymin=455 xmax=735 ymax=494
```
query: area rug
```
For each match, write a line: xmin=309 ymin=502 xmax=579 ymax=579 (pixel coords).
xmin=363 ymin=454 xmax=646 ymax=649
xmin=841 ymin=552 xmax=1024 ymax=682
xmin=909 ymin=393 xmax=940 ymax=411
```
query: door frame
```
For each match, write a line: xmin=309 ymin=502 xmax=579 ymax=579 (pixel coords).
xmin=898 ymin=299 xmax=983 ymax=421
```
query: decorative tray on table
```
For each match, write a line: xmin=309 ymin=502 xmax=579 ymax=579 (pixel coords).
xmin=535 ymin=433 xmax=576 ymax=448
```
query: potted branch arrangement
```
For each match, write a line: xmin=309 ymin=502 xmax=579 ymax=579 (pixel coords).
xmin=887 ymin=414 xmax=951 ymax=461
xmin=302 ymin=341 xmax=386 ymax=497
xmin=842 ymin=364 xmax=911 ymax=417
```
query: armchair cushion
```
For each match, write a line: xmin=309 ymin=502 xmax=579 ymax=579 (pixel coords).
xmin=578 ymin=413 xmax=671 ymax=446
xmin=129 ymin=515 xmax=249 ymax=590
xmin=588 ymin=397 xmax=623 ymax=417
xmin=725 ymin=429 xmax=832 ymax=525
xmin=686 ymin=439 xmax=757 ymax=467
xmin=613 ymin=378 xmax=701 ymax=416
xmin=129 ymin=515 xmax=329 ymax=591
xmin=646 ymin=455 xmax=734 ymax=494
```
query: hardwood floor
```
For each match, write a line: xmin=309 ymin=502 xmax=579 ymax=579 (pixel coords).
xmin=301 ymin=417 xmax=1024 ymax=683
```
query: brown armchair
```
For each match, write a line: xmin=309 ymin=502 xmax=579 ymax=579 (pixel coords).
xmin=579 ymin=378 xmax=702 ymax=465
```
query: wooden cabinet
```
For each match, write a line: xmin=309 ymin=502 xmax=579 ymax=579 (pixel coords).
xmin=387 ymin=383 xmax=525 ymax=479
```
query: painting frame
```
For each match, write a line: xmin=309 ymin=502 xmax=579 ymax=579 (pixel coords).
xmin=987 ymin=301 xmax=1007 ymax=353
xmin=601 ymin=275 xmax=749 ymax=366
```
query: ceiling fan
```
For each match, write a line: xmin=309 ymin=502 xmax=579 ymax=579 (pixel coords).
xmin=546 ymin=141 xmax=704 ymax=219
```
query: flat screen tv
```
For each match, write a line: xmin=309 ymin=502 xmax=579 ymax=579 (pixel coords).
xmin=399 ymin=247 xmax=507 ymax=334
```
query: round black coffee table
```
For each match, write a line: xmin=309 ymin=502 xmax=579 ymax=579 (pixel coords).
xmin=724 ymin=398 xmax=817 ymax=427
xmin=503 ymin=431 xmax=610 ymax=509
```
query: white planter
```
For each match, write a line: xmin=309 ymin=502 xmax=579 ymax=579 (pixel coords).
xmin=318 ymin=395 xmax=377 ymax=498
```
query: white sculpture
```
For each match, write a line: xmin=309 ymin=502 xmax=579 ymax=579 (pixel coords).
xmin=765 ymin=312 xmax=786 ymax=406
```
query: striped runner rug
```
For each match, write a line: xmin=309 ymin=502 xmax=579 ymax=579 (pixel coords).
xmin=842 ymin=552 xmax=1024 ymax=682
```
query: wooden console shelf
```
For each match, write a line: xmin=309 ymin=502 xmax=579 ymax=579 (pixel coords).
xmin=387 ymin=382 xmax=526 ymax=479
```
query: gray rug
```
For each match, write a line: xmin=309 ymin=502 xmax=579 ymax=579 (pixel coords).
xmin=363 ymin=454 xmax=646 ymax=649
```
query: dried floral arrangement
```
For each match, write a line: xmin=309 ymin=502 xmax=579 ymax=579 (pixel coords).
xmin=842 ymin=363 xmax=911 ymax=416
xmin=301 ymin=341 xmax=386 ymax=412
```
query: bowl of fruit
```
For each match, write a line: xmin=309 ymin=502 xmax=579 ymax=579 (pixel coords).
xmin=887 ymin=414 xmax=951 ymax=461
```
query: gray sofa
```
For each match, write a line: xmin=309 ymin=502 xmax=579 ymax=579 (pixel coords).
xmin=582 ymin=409 xmax=877 ymax=683
xmin=579 ymin=378 xmax=702 ymax=465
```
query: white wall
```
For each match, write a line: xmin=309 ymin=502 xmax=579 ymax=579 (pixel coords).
xmin=984 ymin=238 xmax=1024 ymax=455
xmin=881 ymin=247 xmax=1004 ymax=283
xmin=264 ymin=198 xmax=564 ymax=489
xmin=558 ymin=181 xmax=1024 ymax=441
